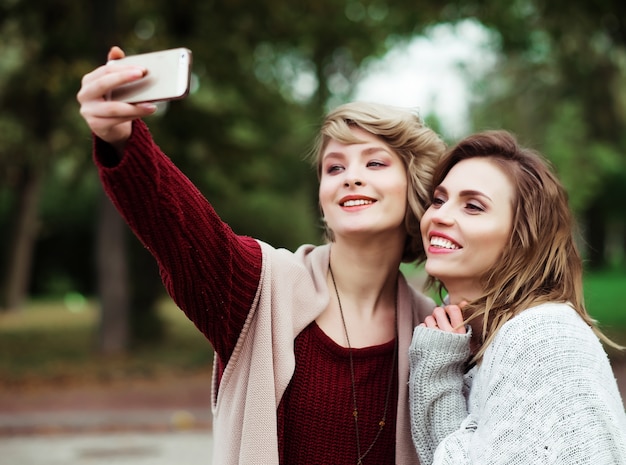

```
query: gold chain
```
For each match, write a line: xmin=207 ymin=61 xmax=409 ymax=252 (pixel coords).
xmin=329 ymin=264 xmax=398 ymax=465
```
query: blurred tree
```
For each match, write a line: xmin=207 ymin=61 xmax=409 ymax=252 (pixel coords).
xmin=0 ymin=1 xmax=91 ymax=311
xmin=90 ymin=0 xmax=133 ymax=355
xmin=4 ymin=0 xmax=625 ymax=361
xmin=0 ymin=0 xmax=454 ymax=350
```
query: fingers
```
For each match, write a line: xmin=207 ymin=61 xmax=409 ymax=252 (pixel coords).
xmin=78 ymin=65 xmax=145 ymax=104
xmin=423 ymin=315 xmax=438 ymax=329
xmin=431 ymin=306 xmax=453 ymax=331
xmin=77 ymin=45 xmax=145 ymax=110
xmin=422 ymin=305 xmax=466 ymax=334
xmin=79 ymin=99 xmax=155 ymax=148
xmin=446 ymin=305 xmax=465 ymax=332
xmin=107 ymin=45 xmax=125 ymax=62
xmin=76 ymin=48 xmax=155 ymax=145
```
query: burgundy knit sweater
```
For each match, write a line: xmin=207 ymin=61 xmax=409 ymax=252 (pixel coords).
xmin=94 ymin=121 xmax=398 ymax=464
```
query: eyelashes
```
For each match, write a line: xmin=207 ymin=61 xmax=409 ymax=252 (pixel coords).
xmin=324 ymin=160 xmax=388 ymax=175
xmin=429 ymin=196 xmax=486 ymax=213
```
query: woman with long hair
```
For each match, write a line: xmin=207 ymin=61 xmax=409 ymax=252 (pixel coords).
xmin=409 ymin=130 xmax=626 ymax=464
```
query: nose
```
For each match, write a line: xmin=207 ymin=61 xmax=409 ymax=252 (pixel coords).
xmin=343 ymin=167 xmax=364 ymax=188
xmin=429 ymin=205 xmax=454 ymax=226
xmin=344 ymin=179 xmax=363 ymax=187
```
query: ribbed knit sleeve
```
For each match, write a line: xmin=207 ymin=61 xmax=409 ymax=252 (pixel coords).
xmin=93 ymin=120 xmax=262 ymax=363
xmin=417 ymin=303 xmax=626 ymax=465
xmin=409 ymin=325 xmax=472 ymax=465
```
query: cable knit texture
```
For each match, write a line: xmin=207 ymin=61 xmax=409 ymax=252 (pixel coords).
xmin=409 ymin=302 xmax=626 ymax=465
xmin=278 ymin=322 xmax=398 ymax=464
xmin=93 ymin=120 xmax=436 ymax=464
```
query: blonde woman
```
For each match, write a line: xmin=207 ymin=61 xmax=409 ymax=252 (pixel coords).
xmin=77 ymin=46 xmax=446 ymax=464
xmin=409 ymin=130 xmax=626 ymax=464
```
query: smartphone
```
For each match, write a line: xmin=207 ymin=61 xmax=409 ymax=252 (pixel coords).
xmin=107 ymin=48 xmax=192 ymax=104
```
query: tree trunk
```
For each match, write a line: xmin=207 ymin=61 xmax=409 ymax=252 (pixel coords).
xmin=575 ymin=61 xmax=622 ymax=269
xmin=96 ymin=192 xmax=129 ymax=354
xmin=1 ymin=165 xmax=42 ymax=311
xmin=91 ymin=0 xmax=130 ymax=354
xmin=583 ymin=199 xmax=607 ymax=269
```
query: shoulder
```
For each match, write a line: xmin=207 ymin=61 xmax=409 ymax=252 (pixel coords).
xmin=398 ymin=272 xmax=436 ymax=321
xmin=253 ymin=242 xmax=330 ymax=333
xmin=474 ymin=303 xmax=626 ymax=457
xmin=259 ymin=242 xmax=329 ymax=273
xmin=498 ymin=302 xmax=594 ymax=343
xmin=257 ymin=241 xmax=330 ymax=298
xmin=484 ymin=302 xmax=608 ymax=373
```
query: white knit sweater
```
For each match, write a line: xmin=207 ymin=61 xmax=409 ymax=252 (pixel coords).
xmin=409 ymin=302 xmax=626 ymax=465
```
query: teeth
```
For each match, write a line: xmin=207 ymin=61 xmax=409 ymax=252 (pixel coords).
xmin=430 ymin=236 xmax=459 ymax=249
xmin=342 ymin=199 xmax=373 ymax=207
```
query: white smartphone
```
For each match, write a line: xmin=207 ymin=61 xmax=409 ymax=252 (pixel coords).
xmin=106 ymin=48 xmax=192 ymax=103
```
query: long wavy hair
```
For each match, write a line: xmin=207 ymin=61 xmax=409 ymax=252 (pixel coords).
xmin=309 ymin=101 xmax=446 ymax=263
xmin=425 ymin=130 xmax=623 ymax=362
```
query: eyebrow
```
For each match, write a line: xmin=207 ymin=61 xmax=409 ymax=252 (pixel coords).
xmin=323 ymin=146 xmax=391 ymax=160
xmin=435 ymin=185 xmax=494 ymax=202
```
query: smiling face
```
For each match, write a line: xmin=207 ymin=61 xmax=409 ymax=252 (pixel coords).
xmin=319 ymin=127 xmax=408 ymax=243
xmin=421 ymin=157 xmax=515 ymax=302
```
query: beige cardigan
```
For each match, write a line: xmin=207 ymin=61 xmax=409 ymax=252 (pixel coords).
xmin=211 ymin=241 xmax=434 ymax=464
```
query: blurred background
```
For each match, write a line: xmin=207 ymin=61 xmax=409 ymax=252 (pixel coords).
xmin=1 ymin=0 xmax=625 ymax=420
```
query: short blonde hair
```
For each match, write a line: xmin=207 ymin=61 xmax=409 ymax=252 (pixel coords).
xmin=310 ymin=102 xmax=446 ymax=263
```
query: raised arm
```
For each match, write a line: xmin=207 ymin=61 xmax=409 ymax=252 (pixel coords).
xmin=78 ymin=47 xmax=262 ymax=364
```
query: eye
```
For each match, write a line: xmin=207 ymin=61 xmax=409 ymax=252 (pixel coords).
xmin=366 ymin=160 xmax=386 ymax=168
xmin=325 ymin=164 xmax=344 ymax=174
xmin=430 ymin=196 xmax=445 ymax=208
xmin=465 ymin=201 xmax=485 ymax=213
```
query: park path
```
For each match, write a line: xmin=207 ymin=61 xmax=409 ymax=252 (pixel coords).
xmin=0 ymin=357 xmax=624 ymax=464
xmin=1 ymin=360 xmax=625 ymax=433
xmin=0 ymin=372 xmax=214 ymax=464
xmin=0 ymin=371 xmax=213 ymax=435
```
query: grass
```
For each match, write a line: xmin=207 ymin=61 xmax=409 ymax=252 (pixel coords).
xmin=403 ymin=264 xmax=626 ymax=348
xmin=584 ymin=269 xmax=626 ymax=347
xmin=0 ymin=297 xmax=213 ymax=389
xmin=1 ymin=268 xmax=625 ymax=388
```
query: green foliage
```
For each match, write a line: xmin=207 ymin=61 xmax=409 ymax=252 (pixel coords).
xmin=1 ymin=0 xmax=455 ymax=301
xmin=457 ymin=0 xmax=626 ymax=267
xmin=542 ymin=101 xmax=622 ymax=215
xmin=584 ymin=268 xmax=626 ymax=348
xmin=4 ymin=0 xmax=626 ymax=306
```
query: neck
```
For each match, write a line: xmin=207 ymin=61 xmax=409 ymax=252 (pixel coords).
xmin=443 ymin=283 xmax=484 ymax=344
xmin=328 ymin=243 xmax=400 ymax=318
xmin=439 ymin=279 xmax=480 ymax=306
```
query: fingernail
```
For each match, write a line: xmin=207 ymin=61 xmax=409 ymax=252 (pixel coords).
xmin=129 ymin=68 xmax=146 ymax=78
xmin=137 ymin=103 xmax=157 ymax=112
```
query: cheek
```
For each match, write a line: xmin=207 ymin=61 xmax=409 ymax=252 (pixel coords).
xmin=318 ymin=179 xmax=332 ymax=210
xmin=420 ymin=208 xmax=433 ymax=234
xmin=481 ymin=229 xmax=510 ymax=264
xmin=390 ymin=179 xmax=409 ymax=208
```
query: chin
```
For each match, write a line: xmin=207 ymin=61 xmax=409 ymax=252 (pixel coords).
xmin=425 ymin=268 xmax=452 ymax=286
xmin=424 ymin=262 xmax=442 ymax=277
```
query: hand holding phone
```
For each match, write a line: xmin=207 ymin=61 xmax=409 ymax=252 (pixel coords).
xmin=106 ymin=48 xmax=192 ymax=104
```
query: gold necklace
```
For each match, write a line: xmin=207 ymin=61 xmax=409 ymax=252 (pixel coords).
xmin=329 ymin=264 xmax=398 ymax=465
